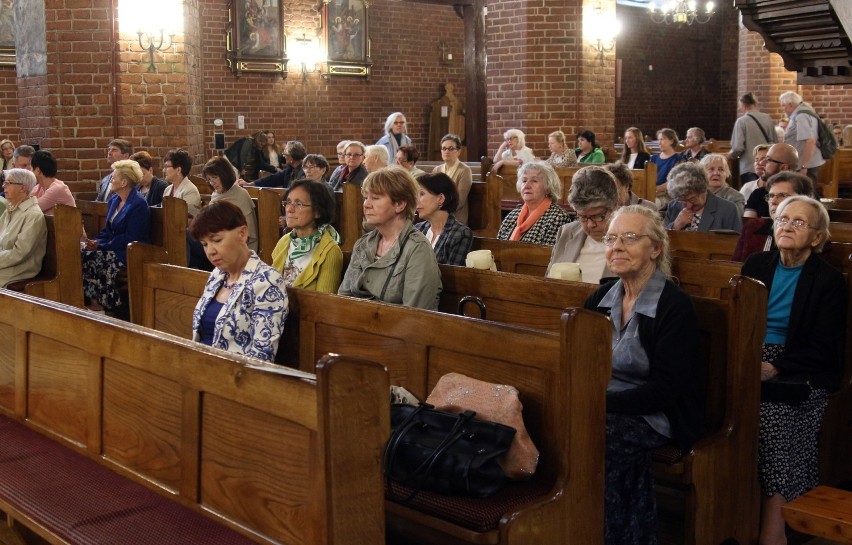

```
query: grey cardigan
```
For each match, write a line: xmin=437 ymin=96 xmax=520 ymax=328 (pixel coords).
xmin=338 ymin=220 xmax=442 ymax=310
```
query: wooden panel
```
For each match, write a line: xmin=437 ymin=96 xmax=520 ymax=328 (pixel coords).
xmin=153 ymin=290 xmax=196 ymax=338
xmin=102 ymin=359 xmax=183 ymax=492
xmin=201 ymin=394 xmax=314 ymax=545
xmin=314 ymin=323 xmax=412 ymax=385
xmin=27 ymin=335 xmax=92 ymax=446
xmin=0 ymin=323 xmax=14 ymax=412
xmin=782 ymin=486 xmax=852 ymax=544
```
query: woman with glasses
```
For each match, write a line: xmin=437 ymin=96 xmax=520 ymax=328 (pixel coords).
xmin=203 ymin=157 xmax=258 ymax=251
xmin=329 ymin=141 xmax=368 ymax=191
xmin=376 ymin=112 xmax=412 ymax=166
xmin=191 ymin=201 xmax=288 ymax=363
xmin=414 ymin=172 xmax=472 ymax=266
xmin=493 ymin=129 xmax=535 ymax=171
xmin=0 ymin=169 xmax=47 ymax=288
xmin=547 ymin=166 xmax=619 ymax=283
xmin=431 ymin=134 xmax=472 ymax=225
xmin=584 ymin=205 xmax=703 ymax=545
xmin=497 ymin=161 xmax=571 ymax=246
xmin=741 ymin=196 xmax=846 ymax=545
xmin=271 ymin=179 xmax=343 ymax=292
xmin=301 ymin=154 xmax=331 ymax=185
xmin=664 ymin=162 xmax=742 ymax=233
xmin=339 ymin=167 xmax=441 ymax=310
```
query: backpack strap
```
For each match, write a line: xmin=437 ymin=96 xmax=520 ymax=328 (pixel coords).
xmin=746 ymin=113 xmax=773 ymax=144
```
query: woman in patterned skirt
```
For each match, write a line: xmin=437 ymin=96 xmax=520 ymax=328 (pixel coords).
xmin=741 ymin=196 xmax=847 ymax=545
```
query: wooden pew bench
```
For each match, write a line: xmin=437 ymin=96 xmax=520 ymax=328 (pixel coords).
xmin=782 ymin=486 xmax=852 ymax=544
xmin=436 ymin=263 xmax=766 ymax=545
xmin=127 ymin=247 xmax=611 ymax=545
xmin=5 ymin=204 xmax=84 ymax=308
xmin=0 ymin=290 xmax=388 ymax=545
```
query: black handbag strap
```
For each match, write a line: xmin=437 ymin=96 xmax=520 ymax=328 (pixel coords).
xmin=379 ymin=231 xmax=410 ymax=301
xmin=747 ymin=113 xmax=773 ymax=144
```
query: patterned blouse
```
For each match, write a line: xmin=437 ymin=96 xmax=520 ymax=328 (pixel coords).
xmin=497 ymin=202 xmax=572 ymax=246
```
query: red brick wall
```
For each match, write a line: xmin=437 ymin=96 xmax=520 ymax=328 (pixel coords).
xmin=614 ymin=3 xmax=739 ymax=143
xmin=0 ymin=67 xmax=19 ymax=143
xmin=199 ymin=0 xmax=466 ymax=162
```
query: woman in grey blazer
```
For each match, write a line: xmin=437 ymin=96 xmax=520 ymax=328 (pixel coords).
xmin=664 ymin=162 xmax=742 ymax=233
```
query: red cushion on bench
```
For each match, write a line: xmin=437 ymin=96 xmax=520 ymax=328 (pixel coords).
xmin=0 ymin=415 xmax=255 ymax=545
xmin=386 ymin=479 xmax=552 ymax=533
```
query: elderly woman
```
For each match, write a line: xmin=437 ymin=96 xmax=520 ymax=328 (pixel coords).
xmin=163 ymin=148 xmax=202 ymax=217
xmin=545 ymin=130 xmax=578 ymax=168
xmin=0 ymin=169 xmax=47 ymax=287
xmin=605 ymin=162 xmax=657 ymax=211
xmin=329 ymin=141 xmax=368 ymax=191
xmin=741 ymin=196 xmax=847 ymax=545
xmin=679 ymin=127 xmax=709 ymax=162
xmin=415 ymin=172 xmax=472 ymax=266
xmin=271 ymin=180 xmax=343 ymax=292
xmin=547 ymin=166 xmax=619 ymax=283
xmin=191 ymin=201 xmax=288 ymax=363
xmin=649 ymin=128 xmax=681 ymax=207
xmin=575 ymin=130 xmax=605 ymax=164
xmin=301 ymin=153 xmax=331 ymax=184
xmin=363 ymin=145 xmax=389 ymax=173
xmin=203 ymin=156 xmax=258 ymax=251
xmin=584 ymin=205 xmax=704 ymax=545
xmin=700 ymin=153 xmax=745 ymax=216
xmin=665 ymin=162 xmax=742 ymax=233
xmin=621 ymin=127 xmax=650 ymax=169
xmin=493 ymin=129 xmax=535 ymax=170
xmin=432 ymin=134 xmax=472 ymax=225
xmin=376 ymin=112 xmax=412 ymax=165
xmin=339 ymin=166 xmax=441 ymax=310
xmin=0 ymin=139 xmax=14 ymax=171
xmin=396 ymin=145 xmax=426 ymax=178
xmin=81 ymin=160 xmax=150 ymax=312
xmin=497 ymin=161 xmax=571 ymax=246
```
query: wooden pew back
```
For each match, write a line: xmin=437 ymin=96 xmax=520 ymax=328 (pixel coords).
xmin=76 ymin=199 xmax=108 ymax=238
xmin=0 ymin=290 xmax=388 ymax=545
xmin=335 ymin=183 xmax=364 ymax=253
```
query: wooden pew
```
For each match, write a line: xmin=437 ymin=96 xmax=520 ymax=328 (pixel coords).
xmin=470 ymin=237 xmax=551 ymax=276
xmin=147 ymin=196 xmax=189 ymax=267
xmin=6 ymin=204 xmax=84 ymax=308
xmin=76 ymin=198 xmax=108 ymax=239
xmin=336 ymin=182 xmax=364 ymax=253
xmin=632 ymin=162 xmax=658 ymax=203
xmin=782 ymin=486 xmax=852 ymax=544
xmin=0 ymin=290 xmax=388 ymax=545
xmin=416 ymin=160 xmax=483 ymax=182
xmin=127 ymin=249 xmax=611 ymax=545
xmin=830 ymin=208 xmax=852 ymax=223
xmin=248 ymin=187 xmax=286 ymax=264
xmin=465 ymin=178 xmax=501 ymax=238
xmin=436 ymin=263 xmax=765 ymax=545
xmin=668 ymin=230 xmax=740 ymax=260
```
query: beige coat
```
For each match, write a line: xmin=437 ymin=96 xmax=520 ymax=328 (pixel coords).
xmin=0 ymin=197 xmax=48 ymax=287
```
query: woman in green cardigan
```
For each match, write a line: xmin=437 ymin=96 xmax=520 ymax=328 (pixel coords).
xmin=271 ymin=179 xmax=343 ymax=293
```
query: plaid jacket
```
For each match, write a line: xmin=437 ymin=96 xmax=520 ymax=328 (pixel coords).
xmin=415 ymin=215 xmax=473 ymax=266
xmin=497 ymin=203 xmax=572 ymax=246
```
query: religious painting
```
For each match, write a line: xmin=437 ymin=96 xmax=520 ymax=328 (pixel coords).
xmin=227 ymin=0 xmax=288 ymax=77
xmin=322 ymin=0 xmax=371 ymax=78
xmin=0 ymin=0 xmax=16 ymax=66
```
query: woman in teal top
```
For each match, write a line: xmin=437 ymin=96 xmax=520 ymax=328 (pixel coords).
xmin=575 ymin=130 xmax=605 ymax=164
xmin=741 ymin=196 xmax=847 ymax=545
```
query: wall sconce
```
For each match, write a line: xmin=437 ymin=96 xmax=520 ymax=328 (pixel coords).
xmin=584 ymin=1 xmax=620 ymax=66
xmin=289 ymin=34 xmax=323 ymax=82
xmin=137 ymin=29 xmax=174 ymax=72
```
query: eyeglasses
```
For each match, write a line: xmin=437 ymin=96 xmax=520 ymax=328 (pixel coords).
xmin=601 ymin=233 xmax=651 ymax=247
xmin=303 ymin=164 xmax=321 ymax=170
xmin=441 ymin=147 xmax=458 ymax=152
xmin=764 ymin=192 xmax=793 ymax=202
xmin=577 ymin=212 xmax=609 ymax=224
xmin=775 ymin=216 xmax=816 ymax=231
xmin=677 ymin=193 xmax=703 ymax=206
xmin=758 ymin=156 xmax=785 ymax=165
xmin=283 ymin=200 xmax=312 ymax=210
xmin=344 ymin=153 xmax=363 ymax=158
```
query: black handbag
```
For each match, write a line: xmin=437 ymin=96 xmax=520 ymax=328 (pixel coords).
xmin=384 ymin=403 xmax=516 ymax=499
xmin=761 ymin=374 xmax=811 ymax=403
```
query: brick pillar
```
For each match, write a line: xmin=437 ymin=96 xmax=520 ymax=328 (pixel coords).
xmin=737 ymin=27 xmax=797 ymax=125
xmin=16 ymin=0 xmax=205 ymax=183
xmin=486 ymin=0 xmax=616 ymax=158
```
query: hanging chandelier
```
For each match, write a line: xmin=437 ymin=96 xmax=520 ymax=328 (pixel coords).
xmin=648 ymin=0 xmax=715 ymax=25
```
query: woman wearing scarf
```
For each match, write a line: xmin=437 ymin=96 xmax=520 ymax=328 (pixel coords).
xmin=271 ymin=179 xmax=343 ymax=292
xmin=497 ymin=161 xmax=572 ymax=246
xmin=431 ymin=134 xmax=472 ymax=225
xmin=376 ymin=112 xmax=412 ymax=166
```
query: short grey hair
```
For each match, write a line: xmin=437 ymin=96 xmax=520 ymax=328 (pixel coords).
xmin=364 ymin=145 xmax=389 ymax=165
xmin=516 ymin=161 xmax=561 ymax=201
xmin=609 ymin=204 xmax=671 ymax=277
xmin=775 ymin=195 xmax=830 ymax=253
xmin=687 ymin=127 xmax=706 ymax=143
xmin=504 ymin=128 xmax=526 ymax=148
xmin=568 ymin=166 xmax=619 ymax=211
xmin=13 ymin=145 xmax=35 ymax=161
xmin=779 ymin=91 xmax=803 ymax=107
xmin=667 ymin=162 xmax=708 ymax=200
xmin=700 ymin=153 xmax=731 ymax=181
xmin=6 ymin=168 xmax=37 ymax=192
